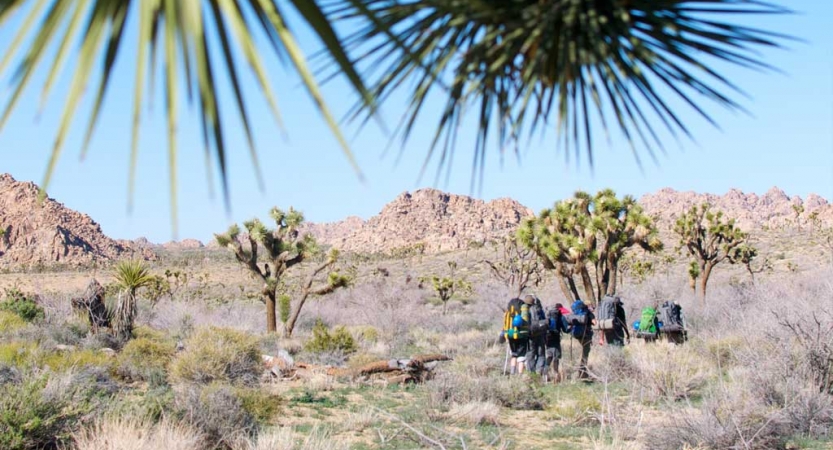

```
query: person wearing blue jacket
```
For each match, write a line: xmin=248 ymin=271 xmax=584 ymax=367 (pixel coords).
xmin=544 ymin=302 xmax=570 ymax=383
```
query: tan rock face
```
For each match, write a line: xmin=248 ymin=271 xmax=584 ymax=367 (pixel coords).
xmin=0 ymin=173 xmax=154 ymax=268
xmin=304 ymin=188 xmax=535 ymax=254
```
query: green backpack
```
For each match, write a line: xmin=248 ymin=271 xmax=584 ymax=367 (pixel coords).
xmin=639 ymin=307 xmax=657 ymax=334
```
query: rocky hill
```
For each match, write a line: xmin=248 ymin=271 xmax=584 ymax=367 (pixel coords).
xmin=302 ymin=186 xmax=832 ymax=254
xmin=0 ymin=174 xmax=153 ymax=268
xmin=639 ymin=187 xmax=833 ymax=231
xmin=307 ymin=188 xmax=534 ymax=254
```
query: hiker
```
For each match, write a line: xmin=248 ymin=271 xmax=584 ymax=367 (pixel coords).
xmin=502 ymin=297 xmax=530 ymax=375
xmin=524 ymin=295 xmax=549 ymax=377
xmin=545 ymin=301 xmax=570 ymax=383
xmin=602 ymin=296 xmax=630 ymax=346
xmin=567 ymin=299 xmax=595 ymax=380
xmin=658 ymin=300 xmax=687 ymax=345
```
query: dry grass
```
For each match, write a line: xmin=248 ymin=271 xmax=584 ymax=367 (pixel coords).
xmin=447 ymin=401 xmax=501 ymax=425
xmin=72 ymin=417 xmax=204 ymax=450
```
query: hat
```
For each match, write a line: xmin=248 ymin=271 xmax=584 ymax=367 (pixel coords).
xmin=522 ymin=295 xmax=535 ymax=305
xmin=614 ymin=296 xmax=623 ymax=304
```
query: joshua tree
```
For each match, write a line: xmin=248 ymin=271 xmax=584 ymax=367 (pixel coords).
xmin=113 ymin=260 xmax=154 ymax=341
xmin=674 ymin=203 xmax=747 ymax=305
xmin=793 ymin=204 xmax=805 ymax=231
xmin=215 ymin=207 xmax=350 ymax=336
xmin=735 ymin=243 xmax=770 ymax=283
xmin=808 ymin=211 xmax=822 ymax=234
xmin=0 ymin=2 xmax=790 ymax=229
xmin=687 ymin=261 xmax=701 ymax=293
xmin=421 ymin=262 xmax=472 ymax=315
xmin=518 ymin=189 xmax=663 ymax=305
xmin=482 ymin=235 xmax=543 ymax=298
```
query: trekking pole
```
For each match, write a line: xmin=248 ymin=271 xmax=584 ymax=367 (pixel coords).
xmin=502 ymin=342 xmax=509 ymax=376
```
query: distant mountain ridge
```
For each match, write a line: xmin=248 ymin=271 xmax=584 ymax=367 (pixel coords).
xmin=2 ymin=171 xmax=831 ymax=265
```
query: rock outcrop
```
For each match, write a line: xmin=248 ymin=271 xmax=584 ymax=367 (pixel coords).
xmin=0 ymin=174 xmax=154 ymax=267
xmin=307 ymin=188 xmax=534 ymax=254
xmin=639 ymin=187 xmax=833 ymax=231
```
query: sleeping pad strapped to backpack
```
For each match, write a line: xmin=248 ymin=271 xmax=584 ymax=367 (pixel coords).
xmin=596 ymin=296 xmax=616 ymax=331
xmin=503 ymin=298 xmax=529 ymax=340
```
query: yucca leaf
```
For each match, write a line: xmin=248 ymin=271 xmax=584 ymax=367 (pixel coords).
xmin=334 ymin=0 xmax=791 ymax=188
xmin=0 ymin=0 xmax=375 ymax=232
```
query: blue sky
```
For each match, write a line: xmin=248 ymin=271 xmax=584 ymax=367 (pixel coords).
xmin=0 ymin=1 xmax=831 ymax=244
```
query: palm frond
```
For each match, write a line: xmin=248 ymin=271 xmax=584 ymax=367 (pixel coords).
xmin=333 ymin=0 xmax=792 ymax=191
xmin=0 ymin=0 xmax=372 ymax=236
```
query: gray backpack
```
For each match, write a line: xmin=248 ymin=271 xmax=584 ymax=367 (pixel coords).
xmin=528 ymin=301 xmax=549 ymax=337
xmin=596 ymin=296 xmax=616 ymax=330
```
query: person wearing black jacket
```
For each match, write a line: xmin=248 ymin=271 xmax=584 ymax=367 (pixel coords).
xmin=545 ymin=304 xmax=570 ymax=383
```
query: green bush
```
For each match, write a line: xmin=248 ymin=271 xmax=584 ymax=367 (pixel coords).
xmin=304 ymin=319 xmax=357 ymax=354
xmin=235 ymin=386 xmax=281 ymax=425
xmin=170 ymin=327 xmax=261 ymax=385
xmin=0 ymin=378 xmax=69 ymax=450
xmin=0 ymin=289 xmax=44 ymax=323
xmin=116 ymin=337 xmax=175 ymax=384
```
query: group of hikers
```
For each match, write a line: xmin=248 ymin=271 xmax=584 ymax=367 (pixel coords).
xmin=501 ymin=294 xmax=687 ymax=382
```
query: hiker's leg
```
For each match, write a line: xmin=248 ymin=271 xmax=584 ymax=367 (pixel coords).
xmin=579 ymin=337 xmax=592 ymax=379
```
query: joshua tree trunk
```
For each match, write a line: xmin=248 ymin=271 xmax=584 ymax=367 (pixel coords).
xmin=265 ymin=290 xmax=277 ymax=334
xmin=699 ymin=263 xmax=714 ymax=306
xmin=608 ymin=263 xmax=619 ymax=296
xmin=579 ymin=266 xmax=596 ymax=305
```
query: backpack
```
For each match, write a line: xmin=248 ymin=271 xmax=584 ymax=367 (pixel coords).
xmin=567 ymin=300 xmax=590 ymax=339
xmin=503 ymin=298 xmax=528 ymax=340
xmin=528 ymin=299 xmax=549 ymax=337
xmin=659 ymin=301 xmax=684 ymax=332
xmin=637 ymin=307 xmax=657 ymax=338
xmin=596 ymin=296 xmax=616 ymax=331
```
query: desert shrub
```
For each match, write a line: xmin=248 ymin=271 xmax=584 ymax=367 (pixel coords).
xmin=117 ymin=337 xmax=175 ymax=384
xmin=0 ymin=368 xmax=114 ymax=450
xmin=38 ymin=348 xmax=115 ymax=373
xmin=304 ymin=319 xmax=357 ymax=354
xmin=347 ymin=325 xmax=379 ymax=344
xmin=643 ymin=388 xmax=788 ymax=450
xmin=629 ymin=343 xmax=711 ymax=401
xmin=170 ymin=327 xmax=261 ymax=385
xmin=0 ymin=378 xmax=70 ymax=450
xmin=0 ymin=311 xmax=27 ymax=333
xmin=427 ymin=372 xmax=546 ymax=411
xmin=175 ymin=384 xmax=256 ymax=449
xmin=0 ymin=288 xmax=44 ymax=322
xmin=73 ymin=417 xmax=204 ymax=450
xmin=0 ymin=341 xmax=114 ymax=373
xmin=107 ymin=386 xmax=175 ymax=422
xmin=235 ymin=387 xmax=281 ymax=426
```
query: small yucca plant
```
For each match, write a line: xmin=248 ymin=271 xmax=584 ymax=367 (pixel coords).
xmin=112 ymin=260 xmax=154 ymax=341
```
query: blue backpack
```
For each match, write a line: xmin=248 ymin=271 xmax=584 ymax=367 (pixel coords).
xmin=568 ymin=300 xmax=590 ymax=339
